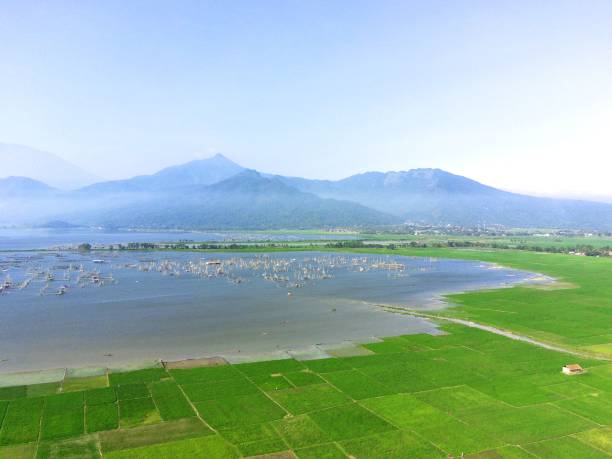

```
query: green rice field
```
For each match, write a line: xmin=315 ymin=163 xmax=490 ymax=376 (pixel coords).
xmin=0 ymin=248 xmax=610 ymax=458
xmin=0 ymin=322 xmax=611 ymax=458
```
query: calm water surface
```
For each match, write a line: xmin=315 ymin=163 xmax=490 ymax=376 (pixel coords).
xmin=0 ymin=250 xmax=545 ymax=372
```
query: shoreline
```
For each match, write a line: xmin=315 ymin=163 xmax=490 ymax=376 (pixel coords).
xmin=0 ymin=257 xmax=551 ymax=383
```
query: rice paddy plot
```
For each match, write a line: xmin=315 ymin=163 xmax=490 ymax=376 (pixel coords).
xmin=464 ymin=445 xmax=539 ymax=458
xmin=573 ymin=427 xmax=612 ymax=454
xmin=40 ymin=395 xmax=85 ymax=441
xmin=414 ymin=385 xmax=503 ymax=415
xmin=325 ymin=369 xmax=396 ymax=400
xmin=0 ymin=386 xmax=26 ymax=401
xmin=116 ymin=383 xmax=150 ymax=401
xmin=294 ymin=443 xmax=346 ymax=459
xmin=308 ymin=403 xmax=395 ymax=441
xmin=86 ymin=403 xmax=118 ymax=433
xmin=103 ymin=435 xmax=239 ymax=459
xmin=169 ymin=364 xmax=244 ymax=385
xmin=0 ymin=402 xmax=7 ymax=427
xmin=341 ymin=430 xmax=446 ymax=459
xmin=250 ymin=374 xmax=293 ymax=391
xmin=108 ymin=368 xmax=168 ymax=386
xmin=361 ymin=339 xmax=411 ymax=354
xmin=234 ymin=359 xmax=306 ymax=378
xmin=36 ymin=434 xmax=100 ymax=459
xmin=555 ymin=393 xmax=612 ymax=425
xmin=523 ymin=436 xmax=609 ymax=458
xmin=85 ymin=387 xmax=116 ymax=406
xmin=62 ymin=376 xmax=107 ymax=393
xmin=413 ymin=417 xmax=504 ymax=456
xmin=283 ymin=371 xmax=324 ymax=387
xmin=458 ymin=403 xmax=596 ymax=444
xmin=579 ymin=373 xmax=612 ymax=392
xmin=99 ymin=417 xmax=212 ymax=453
xmin=118 ymin=397 xmax=161 ymax=428
xmin=358 ymin=363 xmax=434 ymax=393
xmin=302 ymin=358 xmax=352 ymax=374
xmin=0 ymin=443 xmax=37 ymax=459
xmin=589 ymin=363 xmax=612 ymax=379
xmin=0 ymin=397 xmax=44 ymax=445
xmin=148 ymin=381 xmax=195 ymax=420
xmin=341 ymin=352 xmax=413 ymax=369
xmin=194 ymin=393 xmax=286 ymax=429
xmin=271 ymin=415 xmax=330 ymax=449
xmin=219 ymin=423 xmax=281 ymax=448
xmin=26 ymin=382 xmax=60 ymax=398
xmin=235 ymin=436 xmax=288 ymax=457
xmin=360 ymin=393 xmax=454 ymax=430
xmin=267 ymin=384 xmax=350 ymax=415
xmin=468 ymin=377 xmax=565 ymax=406
xmin=181 ymin=377 xmax=258 ymax=402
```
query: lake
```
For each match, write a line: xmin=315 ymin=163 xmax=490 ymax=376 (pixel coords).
xmin=0 ymin=250 xmax=548 ymax=372
xmin=0 ymin=228 xmax=355 ymax=251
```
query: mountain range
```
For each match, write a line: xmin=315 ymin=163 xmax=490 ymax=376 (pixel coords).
xmin=2 ymin=151 xmax=612 ymax=230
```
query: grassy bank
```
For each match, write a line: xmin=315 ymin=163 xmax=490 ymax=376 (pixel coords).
xmin=342 ymin=247 xmax=612 ymax=359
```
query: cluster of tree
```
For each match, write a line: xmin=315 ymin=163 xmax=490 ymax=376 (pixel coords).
xmin=326 ymin=240 xmax=367 ymax=248
xmin=82 ymin=237 xmax=610 ymax=258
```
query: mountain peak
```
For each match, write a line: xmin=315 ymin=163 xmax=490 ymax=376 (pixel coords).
xmin=81 ymin=154 xmax=245 ymax=193
xmin=210 ymin=153 xmax=231 ymax=161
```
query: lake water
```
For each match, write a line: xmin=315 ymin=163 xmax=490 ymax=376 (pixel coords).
xmin=0 ymin=250 xmax=547 ymax=373
xmin=0 ymin=228 xmax=355 ymax=251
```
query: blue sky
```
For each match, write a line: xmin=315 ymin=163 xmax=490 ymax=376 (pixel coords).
xmin=1 ymin=0 xmax=611 ymax=197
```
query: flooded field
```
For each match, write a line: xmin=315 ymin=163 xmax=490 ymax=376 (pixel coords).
xmin=0 ymin=251 xmax=548 ymax=372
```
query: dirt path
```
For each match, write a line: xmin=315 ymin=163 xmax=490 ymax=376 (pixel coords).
xmin=380 ymin=305 xmax=612 ymax=362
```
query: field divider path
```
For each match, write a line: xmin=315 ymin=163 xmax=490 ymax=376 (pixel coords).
xmin=379 ymin=305 xmax=612 ymax=362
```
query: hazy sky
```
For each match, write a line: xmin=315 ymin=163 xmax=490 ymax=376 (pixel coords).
xmin=1 ymin=0 xmax=611 ymax=197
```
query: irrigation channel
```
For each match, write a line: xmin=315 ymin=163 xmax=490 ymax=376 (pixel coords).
xmin=0 ymin=251 xmax=550 ymax=372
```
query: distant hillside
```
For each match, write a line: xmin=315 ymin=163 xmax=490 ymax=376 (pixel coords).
xmin=3 ymin=153 xmax=612 ymax=230
xmin=0 ymin=143 xmax=100 ymax=190
xmin=278 ymin=168 xmax=504 ymax=211
xmin=0 ymin=177 xmax=68 ymax=226
xmin=278 ymin=169 xmax=612 ymax=229
xmin=77 ymin=170 xmax=400 ymax=229
xmin=80 ymin=154 xmax=244 ymax=193
xmin=0 ymin=176 xmax=58 ymax=197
